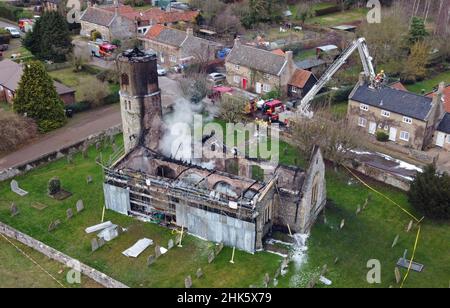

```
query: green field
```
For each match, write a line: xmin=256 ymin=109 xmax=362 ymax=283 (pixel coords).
xmin=406 ymin=70 xmax=450 ymax=94
xmin=0 ymin=133 xmax=449 ymax=288
xmin=307 ymin=8 xmax=368 ymax=27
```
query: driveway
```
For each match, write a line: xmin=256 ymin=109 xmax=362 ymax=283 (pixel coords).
xmin=0 ymin=76 xmax=182 ymax=171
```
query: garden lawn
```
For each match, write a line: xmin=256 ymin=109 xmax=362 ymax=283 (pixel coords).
xmin=406 ymin=70 xmax=450 ymax=94
xmin=0 ymin=236 xmax=101 ymax=288
xmin=0 ymin=135 xmax=281 ymax=288
xmin=307 ymin=8 xmax=368 ymax=27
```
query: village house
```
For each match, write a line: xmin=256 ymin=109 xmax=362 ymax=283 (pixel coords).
xmin=0 ymin=59 xmax=75 ymax=105
xmin=288 ymin=69 xmax=318 ymax=99
xmin=429 ymin=84 xmax=450 ymax=151
xmin=102 ymin=48 xmax=327 ymax=253
xmin=225 ymin=39 xmax=296 ymax=96
xmin=80 ymin=4 xmax=199 ymax=41
xmin=347 ymin=76 xmax=446 ymax=151
xmin=139 ymin=25 xmax=222 ymax=68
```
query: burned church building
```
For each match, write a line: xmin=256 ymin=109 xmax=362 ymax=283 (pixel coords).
xmin=103 ymin=48 xmax=327 ymax=253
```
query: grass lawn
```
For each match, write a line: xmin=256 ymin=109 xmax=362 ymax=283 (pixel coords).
xmin=0 ymin=135 xmax=281 ymax=288
xmin=0 ymin=236 xmax=101 ymax=288
xmin=406 ymin=70 xmax=450 ymax=94
xmin=307 ymin=8 xmax=368 ymax=27
xmin=295 ymin=48 xmax=317 ymax=62
xmin=330 ymin=101 xmax=348 ymax=119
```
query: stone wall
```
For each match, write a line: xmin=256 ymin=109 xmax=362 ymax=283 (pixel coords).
xmin=0 ymin=222 xmax=128 ymax=288
xmin=0 ymin=125 xmax=122 ymax=182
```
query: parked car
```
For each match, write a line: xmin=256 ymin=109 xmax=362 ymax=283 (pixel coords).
xmin=207 ymin=72 xmax=226 ymax=85
xmin=0 ymin=44 xmax=8 ymax=52
xmin=4 ymin=27 xmax=20 ymax=38
xmin=157 ymin=64 xmax=167 ymax=76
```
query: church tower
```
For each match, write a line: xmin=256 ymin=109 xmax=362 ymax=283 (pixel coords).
xmin=117 ymin=48 xmax=163 ymax=153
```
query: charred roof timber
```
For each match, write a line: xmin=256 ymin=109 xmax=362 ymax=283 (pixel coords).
xmin=119 ymin=47 xmax=157 ymax=62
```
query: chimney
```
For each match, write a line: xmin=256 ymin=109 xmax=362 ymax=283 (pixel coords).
xmin=186 ymin=27 xmax=194 ymax=36
xmin=432 ymin=82 xmax=445 ymax=106
xmin=285 ymin=50 xmax=293 ymax=64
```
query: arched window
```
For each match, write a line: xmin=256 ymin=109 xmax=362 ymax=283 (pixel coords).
xmin=121 ymin=73 xmax=129 ymax=86
xmin=156 ymin=165 xmax=176 ymax=179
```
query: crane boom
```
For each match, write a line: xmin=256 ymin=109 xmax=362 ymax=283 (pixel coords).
xmin=298 ymin=38 xmax=376 ymax=118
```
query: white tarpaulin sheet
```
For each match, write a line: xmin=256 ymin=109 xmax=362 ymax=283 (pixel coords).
xmin=122 ymin=238 xmax=153 ymax=258
xmin=85 ymin=221 xmax=113 ymax=234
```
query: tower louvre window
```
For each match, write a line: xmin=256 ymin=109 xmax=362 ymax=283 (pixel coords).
xmin=121 ymin=73 xmax=129 ymax=86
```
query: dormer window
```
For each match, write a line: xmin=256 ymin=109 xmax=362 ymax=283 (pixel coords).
xmin=381 ymin=110 xmax=390 ymax=118
xmin=403 ymin=116 xmax=413 ymax=124
xmin=360 ymin=104 xmax=369 ymax=111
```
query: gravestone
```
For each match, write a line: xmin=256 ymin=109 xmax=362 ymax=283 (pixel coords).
xmin=208 ymin=251 xmax=215 ymax=264
xmin=86 ymin=176 xmax=93 ymax=184
xmin=168 ymin=239 xmax=174 ymax=250
xmin=362 ymin=198 xmax=369 ymax=210
xmin=394 ymin=267 xmax=401 ymax=284
xmin=391 ymin=235 xmax=399 ymax=248
xmin=321 ymin=264 xmax=328 ymax=275
xmin=356 ymin=204 xmax=361 ymax=215
xmin=334 ymin=257 xmax=339 ymax=265
xmin=76 ymin=200 xmax=84 ymax=213
xmin=67 ymin=153 xmax=73 ymax=164
xmin=98 ymin=237 xmax=106 ymax=248
xmin=91 ymin=238 xmax=99 ymax=252
xmin=10 ymin=203 xmax=19 ymax=217
xmin=48 ymin=220 xmax=61 ymax=232
xmin=196 ymin=268 xmax=203 ymax=279
xmin=147 ymin=255 xmax=156 ymax=266
xmin=406 ymin=220 xmax=413 ymax=233
xmin=155 ymin=245 xmax=161 ymax=258
xmin=323 ymin=215 xmax=327 ymax=224
xmin=66 ymin=208 xmax=74 ymax=220
xmin=215 ymin=242 xmax=224 ymax=256
xmin=340 ymin=219 xmax=345 ymax=230
xmin=264 ymin=273 xmax=270 ymax=288
xmin=185 ymin=275 xmax=192 ymax=288
xmin=10 ymin=180 xmax=28 ymax=196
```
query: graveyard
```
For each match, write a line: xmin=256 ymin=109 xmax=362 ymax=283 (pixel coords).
xmin=0 ymin=135 xmax=449 ymax=288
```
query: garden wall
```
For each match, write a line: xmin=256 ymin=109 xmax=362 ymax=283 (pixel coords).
xmin=0 ymin=124 xmax=122 ymax=182
xmin=0 ymin=222 xmax=128 ymax=288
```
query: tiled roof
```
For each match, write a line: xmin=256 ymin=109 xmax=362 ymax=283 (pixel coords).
xmin=350 ymin=84 xmax=433 ymax=121
xmin=80 ymin=7 xmax=116 ymax=26
xmin=437 ymin=113 xmax=450 ymax=134
xmin=144 ymin=24 xmax=166 ymax=39
xmin=289 ymin=69 xmax=315 ymax=88
xmin=226 ymin=43 xmax=287 ymax=76
xmin=272 ymin=49 xmax=285 ymax=56
xmin=0 ymin=59 xmax=74 ymax=95
xmin=296 ymin=58 xmax=326 ymax=70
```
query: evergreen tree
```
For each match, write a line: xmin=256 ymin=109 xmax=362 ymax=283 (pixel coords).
xmin=408 ymin=164 xmax=450 ymax=220
xmin=13 ymin=61 xmax=66 ymax=132
xmin=23 ymin=11 xmax=72 ymax=62
xmin=408 ymin=17 xmax=428 ymax=44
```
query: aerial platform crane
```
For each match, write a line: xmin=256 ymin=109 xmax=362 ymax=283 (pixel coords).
xmin=297 ymin=37 xmax=378 ymax=118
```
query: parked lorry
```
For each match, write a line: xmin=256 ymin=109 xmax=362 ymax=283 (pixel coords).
xmin=88 ymin=40 xmax=117 ymax=58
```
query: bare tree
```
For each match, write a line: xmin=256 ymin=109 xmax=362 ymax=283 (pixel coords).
xmin=178 ymin=72 xmax=210 ymax=103
xmin=0 ymin=110 xmax=37 ymax=154
xmin=219 ymin=94 xmax=247 ymax=124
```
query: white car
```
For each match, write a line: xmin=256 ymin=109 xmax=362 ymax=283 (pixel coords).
xmin=157 ymin=64 xmax=167 ymax=76
xmin=4 ymin=27 xmax=20 ymax=38
xmin=208 ymin=72 xmax=226 ymax=84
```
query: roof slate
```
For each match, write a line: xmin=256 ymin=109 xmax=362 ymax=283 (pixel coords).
xmin=437 ymin=113 xmax=450 ymax=134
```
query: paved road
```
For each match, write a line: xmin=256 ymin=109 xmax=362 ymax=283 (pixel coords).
xmin=0 ymin=19 xmax=17 ymax=30
xmin=0 ymin=76 xmax=181 ymax=171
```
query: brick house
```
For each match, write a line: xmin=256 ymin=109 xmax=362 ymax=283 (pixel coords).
xmin=139 ymin=25 xmax=222 ymax=68
xmin=225 ymin=39 xmax=296 ymax=96
xmin=347 ymin=77 xmax=445 ymax=150
xmin=0 ymin=59 xmax=75 ymax=105
xmin=288 ymin=69 xmax=318 ymax=99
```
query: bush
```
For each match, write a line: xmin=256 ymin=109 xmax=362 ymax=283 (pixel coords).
xmin=262 ymin=89 xmax=281 ymax=101
xmin=376 ymin=131 xmax=389 ymax=142
xmin=408 ymin=164 xmax=450 ymax=220
xmin=91 ymin=30 xmax=102 ymax=41
xmin=77 ymin=79 xmax=110 ymax=108
xmin=0 ymin=111 xmax=38 ymax=153
xmin=96 ymin=69 xmax=119 ymax=84
xmin=111 ymin=39 xmax=122 ymax=47
xmin=0 ymin=2 xmax=27 ymax=21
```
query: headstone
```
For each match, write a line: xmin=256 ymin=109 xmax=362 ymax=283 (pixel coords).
xmin=391 ymin=235 xmax=399 ymax=248
xmin=323 ymin=215 xmax=327 ymax=224
xmin=10 ymin=203 xmax=19 ymax=217
xmin=321 ymin=264 xmax=328 ymax=275
xmin=155 ymin=245 xmax=161 ymax=258
xmin=91 ymin=238 xmax=99 ymax=252
xmin=67 ymin=153 xmax=73 ymax=164
xmin=168 ymin=239 xmax=174 ymax=250
xmin=66 ymin=208 xmax=74 ymax=220
xmin=185 ymin=275 xmax=192 ymax=288
xmin=208 ymin=251 xmax=215 ymax=264
xmin=48 ymin=220 xmax=61 ymax=232
xmin=264 ymin=273 xmax=270 ymax=287
xmin=86 ymin=176 xmax=93 ymax=184
xmin=147 ymin=255 xmax=156 ymax=266
xmin=215 ymin=242 xmax=224 ymax=256
xmin=406 ymin=220 xmax=413 ymax=233
xmin=363 ymin=198 xmax=369 ymax=210
xmin=394 ymin=267 xmax=402 ymax=284
xmin=334 ymin=257 xmax=339 ymax=265
xmin=356 ymin=204 xmax=361 ymax=215
xmin=196 ymin=268 xmax=203 ymax=279
xmin=76 ymin=200 xmax=84 ymax=213
xmin=98 ymin=237 xmax=106 ymax=248
xmin=81 ymin=145 xmax=88 ymax=159
xmin=340 ymin=219 xmax=345 ymax=230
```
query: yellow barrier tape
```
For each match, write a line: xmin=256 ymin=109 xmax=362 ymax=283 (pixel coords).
xmin=343 ymin=166 xmax=422 ymax=288
xmin=0 ymin=233 xmax=66 ymax=288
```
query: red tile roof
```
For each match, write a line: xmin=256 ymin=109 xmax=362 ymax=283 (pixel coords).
xmin=271 ymin=49 xmax=285 ymax=56
xmin=289 ymin=69 xmax=313 ymax=89
xmin=144 ymin=24 xmax=166 ymax=39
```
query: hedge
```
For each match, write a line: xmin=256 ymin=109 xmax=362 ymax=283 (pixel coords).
xmin=314 ymin=5 xmax=340 ymax=16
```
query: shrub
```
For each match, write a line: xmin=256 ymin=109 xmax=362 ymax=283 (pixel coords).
xmin=262 ymin=89 xmax=281 ymax=101
xmin=0 ymin=111 xmax=38 ymax=153
xmin=77 ymin=79 xmax=110 ymax=108
xmin=111 ymin=39 xmax=122 ymax=47
xmin=91 ymin=30 xmax=102 ymax=41
xmin=376 ymin=131 xmax=389 ymax=142
xmin=408 ymin=164 xmax=450 ymax=220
